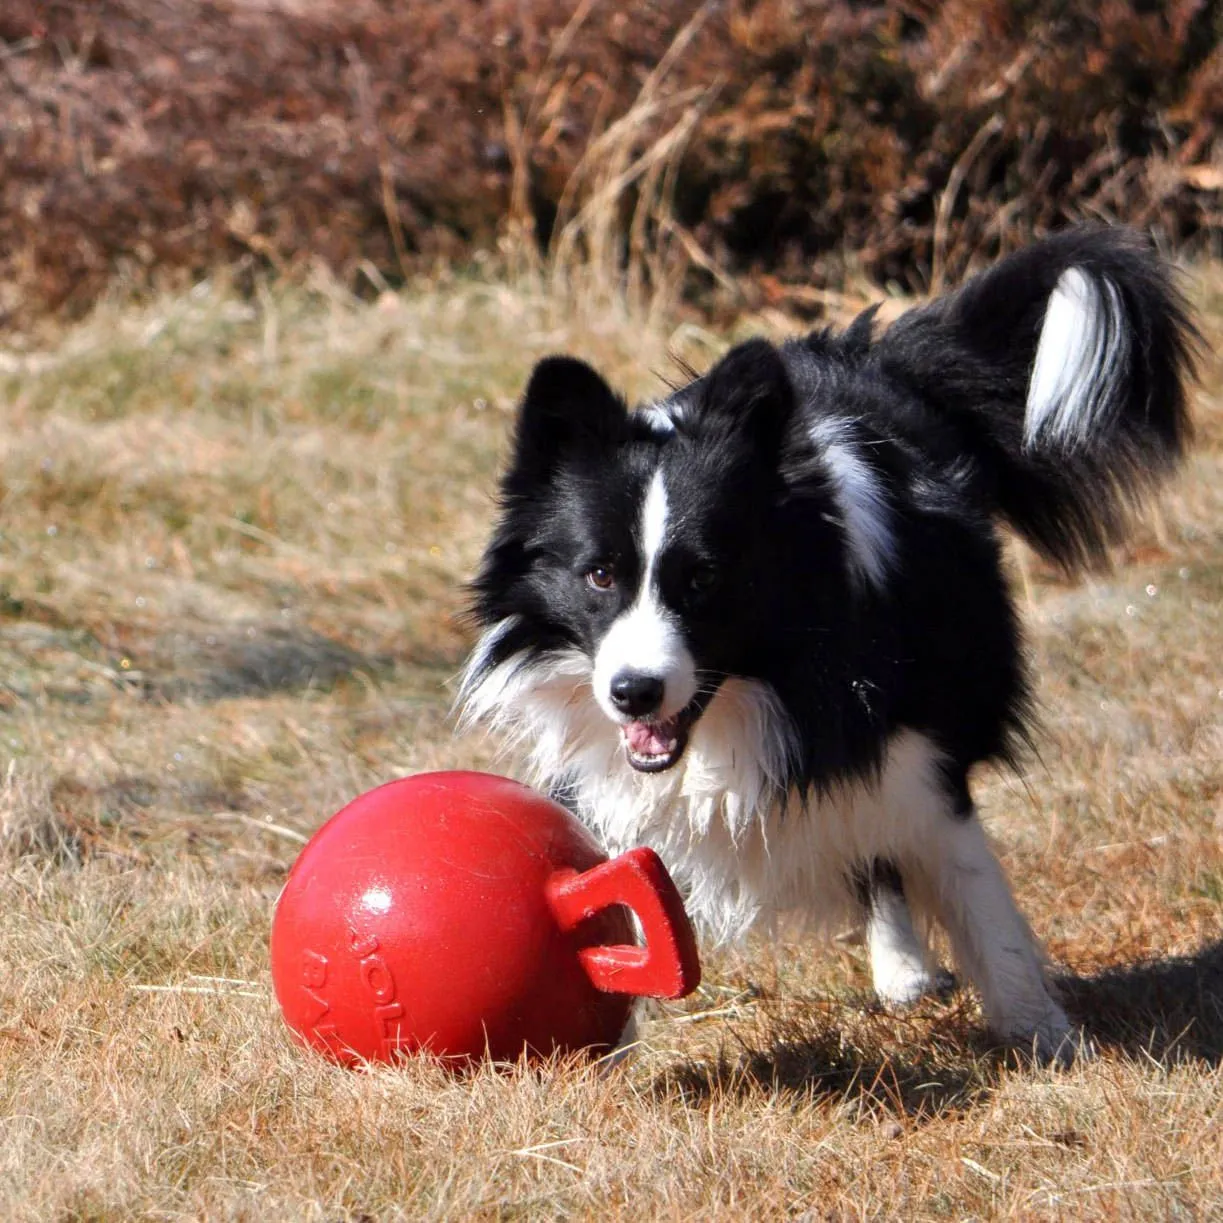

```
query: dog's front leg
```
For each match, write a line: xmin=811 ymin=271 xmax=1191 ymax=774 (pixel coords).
xmin=926 ymin=813 xmax=1081 ymax=1064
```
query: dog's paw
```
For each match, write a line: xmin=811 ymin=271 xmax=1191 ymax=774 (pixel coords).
xmin=873 ymin=963 xmax=957 ymax=1009
xmin=999 ymin=1005 xmax=1095 ymax=1068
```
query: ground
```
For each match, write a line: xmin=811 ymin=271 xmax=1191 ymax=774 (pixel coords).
xmin=0 ymin=264 xmax=1220 ymax=1220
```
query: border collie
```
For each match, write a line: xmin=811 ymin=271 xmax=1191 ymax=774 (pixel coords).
xmin=458 ymin=226 xmax=1197 ymax=1062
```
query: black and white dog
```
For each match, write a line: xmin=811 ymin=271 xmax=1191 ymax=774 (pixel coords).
xmin=458 ymin=227 xmax=1197 ymax=1061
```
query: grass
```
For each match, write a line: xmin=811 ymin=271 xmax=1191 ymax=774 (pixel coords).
xmin=0 ymin=260 xmax=1220 ymax=1221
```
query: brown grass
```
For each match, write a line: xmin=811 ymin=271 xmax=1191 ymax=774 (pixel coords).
xmin=0 ymin=262 xmax=1220 ymax=1220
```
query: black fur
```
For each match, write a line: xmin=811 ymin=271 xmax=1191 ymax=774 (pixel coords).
xmin=468 ymin=227 xmax=1196 ymax=801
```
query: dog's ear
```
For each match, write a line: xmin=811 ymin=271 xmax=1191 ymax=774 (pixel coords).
xmin=690 ymin=339 xmax=796 ymax=456
xmin=510 ymin=356 xmax=627 ymax=479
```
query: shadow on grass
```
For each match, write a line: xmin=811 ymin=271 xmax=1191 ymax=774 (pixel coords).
xmin=0 ymin=612 xmax=410 ymax=706
xmin=1060 ymin=939 xmax=1223 ymax=1065
xmin=131 ymin=626 xmax=413 ymax=704
xmin=653 ymin=1009 xmax=999 ymax=1123
xmin=151 ymin=624 xmax=396 ymax=701
xmin=654 ymin=940 xmax=1223 ymax=1117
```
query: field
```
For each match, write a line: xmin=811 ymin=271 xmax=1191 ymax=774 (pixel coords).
xmin=1 ymin=261 xmax=1220 ymax=1220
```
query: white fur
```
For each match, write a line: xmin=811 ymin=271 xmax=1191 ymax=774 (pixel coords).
xmin=922 ymin=815 xmax=1074 ymax=1060
xmin=867 ymin=886 xmax=942 ymax=1007
xmin=640 ymin=467 xmax=669 ymax=562
xmin=591 ymin=470 xmax=697 ymax=720
xmin=636 ymin=403 xmax=680 ymax=434
xmin=809 ymin=418 xmax=896 ymax=589
xmin=1025 ymin=266 xmax=1128 ymax=449
xmin=457 ymin=635 xmax=603 ymax=783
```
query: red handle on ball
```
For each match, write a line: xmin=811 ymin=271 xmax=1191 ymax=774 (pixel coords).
xmin=545 ymin=846 xmax=701 ymax=999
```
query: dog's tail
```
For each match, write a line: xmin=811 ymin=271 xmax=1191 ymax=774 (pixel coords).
xmin=877 ymin=226 xmax=1200 ymax=571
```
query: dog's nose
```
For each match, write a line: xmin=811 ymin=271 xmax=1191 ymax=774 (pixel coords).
xmin=609 ymin=671 xmax=665 ymax=718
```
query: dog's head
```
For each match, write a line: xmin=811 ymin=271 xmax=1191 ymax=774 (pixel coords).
xmin=461 ymin=340 xmax=848 ymax=775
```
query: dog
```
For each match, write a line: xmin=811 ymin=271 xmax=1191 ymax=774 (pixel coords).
xmin=457 ymin=226 xmax=1197 ymax=1062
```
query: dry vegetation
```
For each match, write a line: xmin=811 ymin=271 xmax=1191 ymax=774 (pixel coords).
xmin=0 ymin=257 xmax=1220 ymax=1221
xmin=5 ymin=0 xmax=1223 ymax=324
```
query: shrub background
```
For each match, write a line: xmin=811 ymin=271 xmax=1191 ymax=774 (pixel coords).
xmin=3 ymin=0 xmax=1223 ymax=323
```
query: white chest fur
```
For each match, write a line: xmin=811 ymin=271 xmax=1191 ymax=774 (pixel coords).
xmin=574 ymin=712 xmax=953 ymax=942
xmin=459 ymin=638 xmax=953 ymax=943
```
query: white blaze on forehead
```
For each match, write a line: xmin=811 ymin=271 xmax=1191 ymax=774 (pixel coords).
xmin=1025 ymin=266 xmax=1128 ymax=450
xmin=592 ymin=467 xmax=698 ymax=720
xmin=640 ymin=465 xmax=668 ymax=561
xmin=810 ymin=418 xmax=896 ymax=589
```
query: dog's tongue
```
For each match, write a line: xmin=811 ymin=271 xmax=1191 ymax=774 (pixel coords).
xmin=623 ymin=719 xmax=677 ymax=758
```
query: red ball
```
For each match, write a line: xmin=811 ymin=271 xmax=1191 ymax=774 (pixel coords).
xmin=270 ymin=771 xmax=700 ymax=1066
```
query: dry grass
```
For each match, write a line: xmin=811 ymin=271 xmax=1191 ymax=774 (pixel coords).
xmin=0 ymin=261 xmax=1220 ymax=1221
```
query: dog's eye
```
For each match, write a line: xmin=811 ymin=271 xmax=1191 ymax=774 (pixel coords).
xmin=687 ymin=567 xmax=716 ymax=595
xmin=585 ymin=565 xmax=616 ymax=591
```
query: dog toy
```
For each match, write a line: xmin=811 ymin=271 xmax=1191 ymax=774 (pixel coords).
xmin=270 ymin=771 xmax=700 ymax=1066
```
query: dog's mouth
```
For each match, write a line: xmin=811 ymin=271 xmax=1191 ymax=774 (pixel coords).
xmin=620 ymin=707 xmax=697 ymax=773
